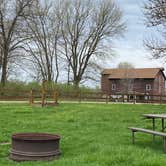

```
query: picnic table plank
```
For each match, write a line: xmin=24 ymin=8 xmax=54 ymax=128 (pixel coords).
xmin=128 ymin=127 xmax=166 ymax=136
xmin=143 ymin=114 xmax=166 ymax=119
xmin=143 ymin=114 xmax=166 ymax=133
xmin=128 ymin=127 xmax=166 ymax=153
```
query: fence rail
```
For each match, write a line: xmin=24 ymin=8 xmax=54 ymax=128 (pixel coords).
xmin=0 ymin=90 xmax=165 ymax=104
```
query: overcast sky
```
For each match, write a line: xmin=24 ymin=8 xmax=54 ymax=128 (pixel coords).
xmin=106 ymin=0 xmax=164 ymax=69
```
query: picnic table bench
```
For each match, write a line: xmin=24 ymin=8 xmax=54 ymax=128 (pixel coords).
xmin=128 ymin=127 xmax=166 ymax=153
xmin=129 ymin=114 xmax=166 ymax=153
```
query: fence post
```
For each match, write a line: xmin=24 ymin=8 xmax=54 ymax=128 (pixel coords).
xmin=160 ymin=95 xmax=162 ymax=105
xmin=146 ymin=94 xmax=148 ymax=103
xmin=122 ymin=94 xmax=124 ymax=103
xmin=41 ymin=80 xmax=46 ymax=107
xmin=79 ymin=91 xmax=82 ymax=103
xmin=127 ymin=94 xmax=129 ymax=102
xmin=54 ymin=90 xmax=59 ymax=104
xmin=29 ymin=89 xmax=34 ymax=105
xmin=106 ymin=94 xmax=108 ymax=104
xmin=133 ymin=92 xmax=136 ymax=104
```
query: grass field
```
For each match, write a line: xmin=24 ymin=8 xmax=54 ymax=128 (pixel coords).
xmin=0 ymin=103 xmax=166 ymax=165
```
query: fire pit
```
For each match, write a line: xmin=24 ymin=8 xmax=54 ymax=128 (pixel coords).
xmin=10 ymin=133 xmax=61 ymax=161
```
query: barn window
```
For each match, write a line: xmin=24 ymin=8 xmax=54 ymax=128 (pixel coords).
xmin=146 ymin=84 xmax=151 ymax=91
xmin=112 ymin=84 xmax=116 ymax=90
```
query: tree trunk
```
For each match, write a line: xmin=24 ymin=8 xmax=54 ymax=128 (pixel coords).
xmin=67 ymin=63 xmax=70 ymax=85
xmin=47 ymin=72 xmax=52 ymax=82
xmin=55 ymin=56 xmax=59 ymax=83
xmin=73 ymin=76 xmax=80 ymax=88
xmin=1 ymin=50 xmax=8 ymax=86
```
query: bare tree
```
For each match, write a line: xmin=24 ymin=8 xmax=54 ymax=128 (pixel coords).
xmin=118 ymin=62 xmax=134 ymax=69
xmin=57 ymin=0 xmax=125 ymax=87
xmin=22 ymin=0 xmax=60 ymax=82
xmin=117 ymin=62 xmax=135 ymax=94
xmin=0 ymin=0 xmax=33 ymax=86
xmin=144 ymin=0 xmax=166 ymax=59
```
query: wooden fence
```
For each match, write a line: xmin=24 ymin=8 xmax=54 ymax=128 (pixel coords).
xmin=0 ymin=89 xmax=165 ymax=104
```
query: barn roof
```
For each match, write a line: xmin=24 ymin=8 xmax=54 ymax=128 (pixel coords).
xmin=102 ymin=68 xmax=166 ymax=79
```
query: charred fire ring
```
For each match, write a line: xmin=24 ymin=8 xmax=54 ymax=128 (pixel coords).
xmin=10 ymin=133 xmax=61 ymax=161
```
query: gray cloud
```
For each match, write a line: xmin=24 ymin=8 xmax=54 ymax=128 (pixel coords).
xmin=105 ymin=0 xmax=164 ymax=69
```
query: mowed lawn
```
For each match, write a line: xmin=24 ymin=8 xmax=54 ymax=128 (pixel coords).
xmin=1 ymin=104 xmax=166 ymax=166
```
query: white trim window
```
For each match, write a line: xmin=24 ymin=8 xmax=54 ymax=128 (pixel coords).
xmin=112 ymin=84 xmax=116 ymax=90
xmin=146 ymin=84 xmax=152 ymax=91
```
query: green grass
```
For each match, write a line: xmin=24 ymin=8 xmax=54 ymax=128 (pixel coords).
xmin=0 ymin=103 xmax=166 ymax=165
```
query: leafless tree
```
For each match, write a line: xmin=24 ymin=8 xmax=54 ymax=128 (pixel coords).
xmin=118 ymin=62 xmax=134 ymax=69
xmin=22 ymin=0 xmax=60 ymax=82
xmin=57 ymin=0 xmax=125 ymax=87
xmin=117 ymin=62 xmax=135 ymax=94
xmin=144 ymin=0 xmax=166 ymax=59
xmin=0 ymin=0 xmax=33 ymax=86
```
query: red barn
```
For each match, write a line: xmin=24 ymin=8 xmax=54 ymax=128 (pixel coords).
xmin=101 ymin=68 xmax=166 ymax=95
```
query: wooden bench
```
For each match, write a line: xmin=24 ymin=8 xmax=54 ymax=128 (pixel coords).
xmin=128 ymin=127 xmax=166 ymax=153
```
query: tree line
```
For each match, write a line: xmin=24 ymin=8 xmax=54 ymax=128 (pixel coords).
xmin=0 ymin=0 xmax=125 ymax=87
xmin=0 ymin=0 xmax=165 ymax=88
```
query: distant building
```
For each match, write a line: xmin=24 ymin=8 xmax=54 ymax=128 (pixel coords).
xmin=101 ymin=68 xmax=166 ymax=96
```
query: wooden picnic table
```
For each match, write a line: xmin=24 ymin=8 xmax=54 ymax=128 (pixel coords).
xmin=143 ymin=114 xmax=166 ymax=140
xmin=129 ymin=114 xmax=166 ymax=153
